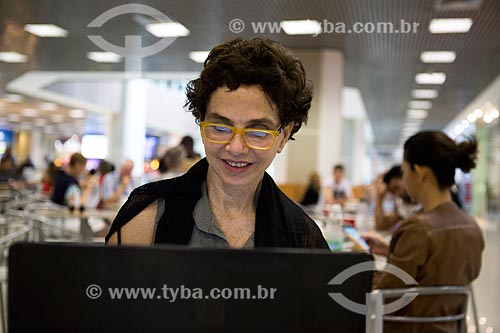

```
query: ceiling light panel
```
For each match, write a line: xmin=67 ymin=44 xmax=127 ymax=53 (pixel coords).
xmin=0 ymin=52 xmax=27 ymax=63
xmin=412 ymin=89 xmax=439 ymax=99
xmin=429 ymin=18 xmax=473 ymax=34
xmin=87 ymin=52 xmax=121 ymax=63
xmin=406 ymin=109 xmax=429 ymax=119
xmin=188 ymin=51 xmax=209 ymax=63
xmin=146 ymin=22 xmax=190 ymax=37
xmin=420 ymin=51 xmax=456 ymax=63
xmin=415 ymin=72 xmax=446 ymax=85
xmin=280 ymin=20 xmax=322 ymax=35
xmin=408 ymin=100 xmax=433 ymax=109
xmin=24 ymin=24 xmax=68 ymax=37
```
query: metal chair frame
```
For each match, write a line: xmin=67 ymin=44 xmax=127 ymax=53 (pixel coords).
xmin=366 ymin=285 xmax=480 ymax=333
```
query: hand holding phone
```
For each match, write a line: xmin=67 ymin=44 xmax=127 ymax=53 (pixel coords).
xmin=343 ymin=225 xmax=371 ymax=252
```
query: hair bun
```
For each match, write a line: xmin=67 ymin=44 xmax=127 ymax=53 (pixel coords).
xmin=455 ymin=138 xmax=478 ymax=173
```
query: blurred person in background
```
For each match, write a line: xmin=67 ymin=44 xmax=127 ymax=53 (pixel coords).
xmin=0 ymin=148 xmax=19 ymax=184
xmin=362 ymin=131 xmax=484 ymax=333
xmin=300 ymin=172 xmax=321 ymax=207
xmin=324 ymin=164 xmax=353 ymax=206
xmin=180 ymin=135 xmax=201 ymax=159
xmin=41 ymin=161 xmax=60 ymax=195
xmin=106 ymin=38 xmax=328 ymax=249
xmin=152 ymin=145 xmax=187 ymax=181
xmin=374 ymin=165 xmax=420 ymax=232
xmin=100 ymin=159 xmax=134 ymax=209
xmin=179 ymin=135 xmax=201 ymax=172
xmin=50 ymin=153 xmax=93 ymax=208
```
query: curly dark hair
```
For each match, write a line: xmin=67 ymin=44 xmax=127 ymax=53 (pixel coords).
xmin=185 ymin=38 xmax=313 ymax=140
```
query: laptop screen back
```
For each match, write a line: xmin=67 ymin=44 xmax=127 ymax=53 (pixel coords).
xmin=9 ymin=243 xmax=373 ymax=332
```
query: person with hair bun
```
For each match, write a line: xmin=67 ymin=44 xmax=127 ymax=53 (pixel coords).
xmin=363 ymin=131 xmax=484 ymax=333
xmin=106 ymin=38 xmax=328 ymax=249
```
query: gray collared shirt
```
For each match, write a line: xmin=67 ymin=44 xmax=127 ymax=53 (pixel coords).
xmin=190 ymin=182 xmax=255 ymax=248
xmin=152 ymin=182 xmax=254 ymax=248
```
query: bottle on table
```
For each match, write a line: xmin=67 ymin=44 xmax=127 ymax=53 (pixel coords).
xmin=324 ymin=204 xmax=344 ymax=251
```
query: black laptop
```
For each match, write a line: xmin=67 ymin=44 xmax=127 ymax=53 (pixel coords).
xmin=9 ymin=242 xmax=373 ymax=332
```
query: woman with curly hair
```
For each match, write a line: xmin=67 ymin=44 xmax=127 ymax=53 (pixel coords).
xmin=106 ymin=38 xmax=328 ymax=249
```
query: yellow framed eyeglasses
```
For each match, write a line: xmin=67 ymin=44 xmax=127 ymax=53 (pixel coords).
xmin=200 ymin=122 xmax=282 ymax=150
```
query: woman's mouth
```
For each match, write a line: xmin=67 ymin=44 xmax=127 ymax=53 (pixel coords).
xmin=224 ymin=160 xmax=250 ymax=168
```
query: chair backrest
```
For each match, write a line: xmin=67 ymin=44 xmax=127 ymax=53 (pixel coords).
xmin=366 ymin=286 xmax=471 ymax=333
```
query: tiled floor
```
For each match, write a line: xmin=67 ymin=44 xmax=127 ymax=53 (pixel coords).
xmin=472 ymin=221 xmax=500 ymax=333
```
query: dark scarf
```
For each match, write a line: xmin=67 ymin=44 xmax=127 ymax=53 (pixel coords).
xmin=106 ymin=158 xmax=327 ymax=249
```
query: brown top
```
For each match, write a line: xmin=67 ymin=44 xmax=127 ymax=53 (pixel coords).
xmin=376 ymin=202 xmax=484 ymax=333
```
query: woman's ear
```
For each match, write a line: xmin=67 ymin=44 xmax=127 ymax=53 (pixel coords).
xmin=413 ymin=164 xmax=430 ymax=181
xmin=277 ymin=123 xmax=294 ymax=153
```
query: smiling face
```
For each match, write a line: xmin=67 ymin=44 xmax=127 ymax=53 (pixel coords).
xmin=202 ymin=85 xmax=292 ymax=191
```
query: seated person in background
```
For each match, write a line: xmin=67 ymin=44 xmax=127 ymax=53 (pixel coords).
xmin=41 ymin=161 xmax=60 ymax=195
xmin=363 ymin=131 xmax=484 ymax=333
xmin=106 ymin=37 xmax=328 ymax=249
xmin=324 ymin=164 xmax=353 ymax=206
xmin=100 ymin=159 xmax=135 ymax=208
xmin=374 ymin=165 xmax=420 ymax=231
xmin=0 ymin=149 xmax=22 ymax=186
xmin=160 ymin=146 xmax=187 ymax=180
xmin=179 ymin=135 xmax=201 ymax=172
xmin=50 ymin=153 xmax=93 ymax=208
xmin=300 ymin=172 xmax=321 ymax=206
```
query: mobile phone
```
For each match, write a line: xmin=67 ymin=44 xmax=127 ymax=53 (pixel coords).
xmin=342 ymin=225 xmax=370 ymax=252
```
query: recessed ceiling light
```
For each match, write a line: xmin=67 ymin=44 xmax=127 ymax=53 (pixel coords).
xmin=24 ymin=24 xmax=68 ymax=37
xmin=420 ymin=51 xmax=456 ymax=63
xmin=145 ymin=22 xmax=190 ymax=37
xmin=188 ymin=51 xmax=210 ymax=63
xmin=87 ymin=52 xmax=121 ymax=63
xmin=406 ymin=109 xmax=429 ymax=119
xmin=460 ymin=120 xmax=470 ymax=129
xmin=0 ymin=52 xmax=28 ymax=63
xmin=429 ymin=18 xmax=472 ymax=34
xmin=415 ymin=72 xmax=446 ymax=85
xmin=411 ymin=89 xmax=439 ymax=99
xmin=22 ymin=108 xmax=38 ymax=117
xmin=408 ymin=100 xmax=433 ymax=109
xmin=491 ymin=109 xmax=499 ymax=119
xmin=40 ymin=102 xmax=58 ymax=111
xmin=280 ymin=20 xmax=322 ymax=35
xmin=69 ymin=109 xmax=86 ymax=118
xmin=473 ymin=108 xmax=483 ymax=118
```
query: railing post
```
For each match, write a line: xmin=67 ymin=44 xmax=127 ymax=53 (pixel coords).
xmin=366 ymin=291 xmax=383 ymax=333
